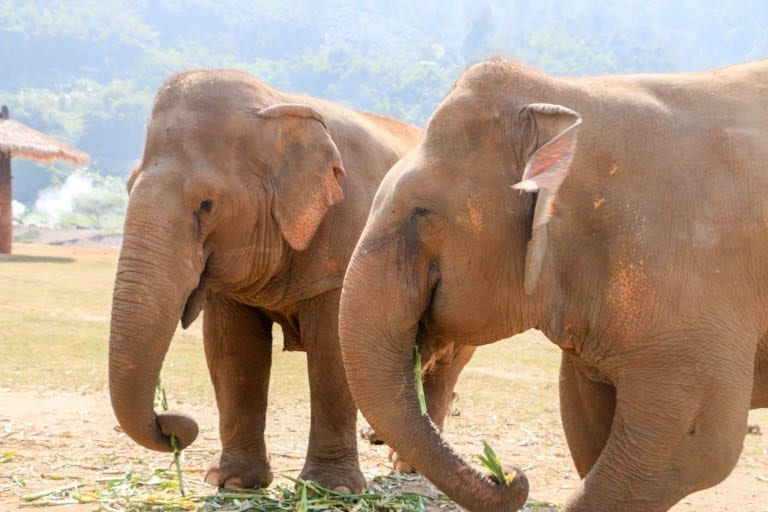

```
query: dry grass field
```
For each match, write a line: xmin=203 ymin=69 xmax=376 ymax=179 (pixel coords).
xmin=1 ymin=242 xmax=766 ymax=511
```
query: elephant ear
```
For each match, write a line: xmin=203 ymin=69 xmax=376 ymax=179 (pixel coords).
xmin=255 ymin=103 xmax=346 ymax=251
xmin=512 ymin=103 xmax=582 ymax=294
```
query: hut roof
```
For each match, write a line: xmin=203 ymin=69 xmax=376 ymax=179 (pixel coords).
xmin=0 ymin=109 xmax=89 ymax=166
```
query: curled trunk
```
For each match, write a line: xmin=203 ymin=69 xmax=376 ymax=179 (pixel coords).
xmin=108 ymin=206 xmax=201 ymax=453
xmin=339 ymin=241 xmax=529 ymax=512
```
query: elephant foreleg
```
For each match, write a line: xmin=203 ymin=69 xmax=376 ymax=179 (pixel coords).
xmin=203 ymin=297 xmax=274 ymax=488
xmin=751 ymin=333 xmax=768 ymax=408
xmin=564 ymin=340 xmax=752 ymax=512
xmin=423 ymin=343 xmax=475 ymax=430
xmin=558 ymin=353 xmax=615 ymax=478
xmin=299 ymin=291 xmax=365 ymax=492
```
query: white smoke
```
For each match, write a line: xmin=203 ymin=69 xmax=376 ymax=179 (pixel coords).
xmin=34 ymin=172 xmax=94 ymax=226
xmin=12 ymin=200 xmax=26 ymax=219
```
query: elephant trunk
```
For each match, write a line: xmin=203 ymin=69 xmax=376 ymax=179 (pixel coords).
xmin=339 ymin=240 xmax=529 ymax=512
xmin=108 ymin=207 xmax=200 ymax=452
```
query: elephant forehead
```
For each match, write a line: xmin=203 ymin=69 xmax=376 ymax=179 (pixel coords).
xmin=424 ymin=98 xmax=502 ymax=157
xmin=370 ymin=151 xmax=424 ymax=211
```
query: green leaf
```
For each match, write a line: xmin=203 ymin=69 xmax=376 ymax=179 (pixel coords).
xmin=478 ymin=441 xmax=509 ymax=486
xmin=298 ymin=481 xmax=308 ymax=512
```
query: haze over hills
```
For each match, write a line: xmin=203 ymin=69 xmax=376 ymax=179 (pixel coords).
xmin=2 ymin=0 xmax=767 ymax=214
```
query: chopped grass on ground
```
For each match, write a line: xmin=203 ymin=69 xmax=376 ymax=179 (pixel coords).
xmin=525 ymin=500 xmax=563 ymax=510
xmin=18 ymin=469 xmax=449 ymax=511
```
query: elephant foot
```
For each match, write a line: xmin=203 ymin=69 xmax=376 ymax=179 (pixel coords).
xmin=299 ymin=457 xmax=366 ymax=493
xmin=388 ymin=449 xmax=416 ymax=474
xmin=359 ymin=424 xmax=416 ymax=473
xmin=359 ymin=423 xmax=385 ymax=445
xmin=205 ymin=453 xmax=273 ymax=489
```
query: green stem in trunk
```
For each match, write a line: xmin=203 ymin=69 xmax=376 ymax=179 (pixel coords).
xmin=156 ymin=378 xmax=186 ymax=496
xmin=414 ymin=344 xmax=427 ymax=416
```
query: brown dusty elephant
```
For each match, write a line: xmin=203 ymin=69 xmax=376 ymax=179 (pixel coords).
xmin=107 ymin=69 xmax=468 ymax=492
xmin=338 ymin=59 xmax=768 ymax=511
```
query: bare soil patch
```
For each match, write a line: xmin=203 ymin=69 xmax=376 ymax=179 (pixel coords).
xmin=2 ymin=386 xmax=766 ymax=511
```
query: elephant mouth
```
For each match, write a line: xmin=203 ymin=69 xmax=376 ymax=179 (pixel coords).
xmin=181 ymin=260 xmax=210 ymax=329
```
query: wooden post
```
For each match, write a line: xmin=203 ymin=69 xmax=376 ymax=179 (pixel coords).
xmin=0 ymin=153 xmax=11 ymax=254
xmin=0 ymin=105 xmax=12 ymax=253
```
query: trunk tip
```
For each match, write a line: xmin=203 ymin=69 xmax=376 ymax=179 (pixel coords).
xmin=499 ymin=466 xmax=529 ymax=510
xmin=157 ymin=411 xmax=199 ymax=450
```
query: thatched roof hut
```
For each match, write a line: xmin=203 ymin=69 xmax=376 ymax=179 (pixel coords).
xmin=0 ymin=106 xmax=89 ymax=165
xmin=0 ymin=105 xmax=90 ymax=253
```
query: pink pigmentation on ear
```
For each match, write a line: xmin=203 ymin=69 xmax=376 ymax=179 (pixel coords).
xmin=511 ymin=179 xmax=539 ymax=192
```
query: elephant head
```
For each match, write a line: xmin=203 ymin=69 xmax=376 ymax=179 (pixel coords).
xmin=109 ymin=71 xmax=345 ymax=453
xmin=338 ymin=63 xmax=581 ymax=512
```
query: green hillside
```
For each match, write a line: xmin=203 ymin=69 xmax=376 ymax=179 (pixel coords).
xmin=2 ymin=0 xmax=767 ymax=208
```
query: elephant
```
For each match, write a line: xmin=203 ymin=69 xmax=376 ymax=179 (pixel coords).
xmin=338 ymin=58 xmax=768 ymax=511
xmin=106 ymin=68 xmax=463 ymax=493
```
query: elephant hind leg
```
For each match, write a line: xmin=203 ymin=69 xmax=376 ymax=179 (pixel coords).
xmin=300 ymin=291 xmax=365 ymax=492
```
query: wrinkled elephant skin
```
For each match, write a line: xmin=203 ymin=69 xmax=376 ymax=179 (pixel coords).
xmin=107 ymin=69 xmax=430 ymax=492
xmin=339 ymin=59 xmax=768 ymax=511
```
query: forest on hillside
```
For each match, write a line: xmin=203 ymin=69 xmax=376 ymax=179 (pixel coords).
xmin=2 ymin=0 xmax=768 ymax=223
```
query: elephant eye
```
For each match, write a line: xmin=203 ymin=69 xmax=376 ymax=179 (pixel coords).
xmin=199 ymin=200 xmax=213 ymax=213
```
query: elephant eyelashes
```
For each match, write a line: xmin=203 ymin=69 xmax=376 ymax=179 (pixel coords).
xmin=199 ymin=200 xmax=213 ymax=213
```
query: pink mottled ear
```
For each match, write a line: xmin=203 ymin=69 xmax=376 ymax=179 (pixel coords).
xmin=513 ymin=103 xmax=581 ymax=197
xmin=512 ymin=103 xmax=582 ymax=294
xmin=255 ymin=103 xmax=346 ymax=251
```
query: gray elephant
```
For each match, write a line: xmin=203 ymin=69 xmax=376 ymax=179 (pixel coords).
xmin=338 ymin=59 xmax=768 ymax=511
xmin=107 ymin=69 xmax=443 ymax=492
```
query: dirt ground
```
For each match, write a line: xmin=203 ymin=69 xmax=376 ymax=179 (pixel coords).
xmin=1 ymin=388 xmax=766 ymax=511
xmin=2 ymin=227 xmax=767 ymax=511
